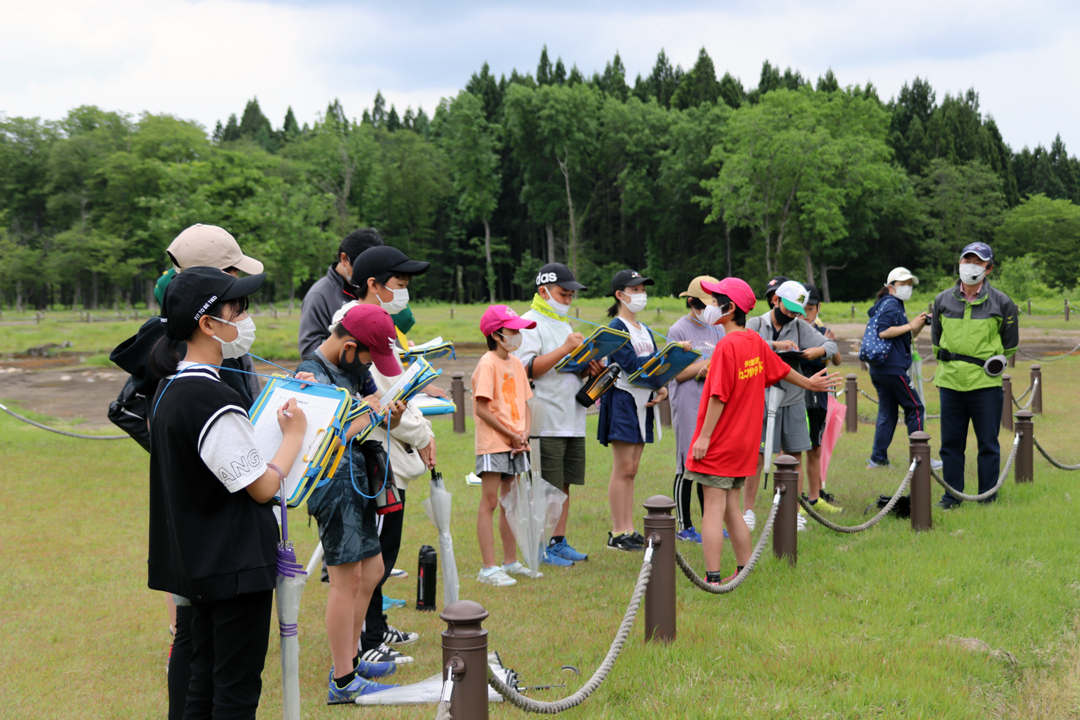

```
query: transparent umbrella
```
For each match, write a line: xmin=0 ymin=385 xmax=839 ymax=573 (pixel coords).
xmin=421 ymin=468 xmax=459 ymax=607
xmin=761 ymin=385 xmax=785 ymax=487
xmin=501 ymin=470 xmax=566 ymax=578
xmin=275 ymin=483 xmax=306 ymax=720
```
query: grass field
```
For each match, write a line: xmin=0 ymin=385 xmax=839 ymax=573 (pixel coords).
xmin=2 ymin=297 xmax=1079 ymax=364
xmin=2 ymin=358 xmax=1080 ymax=718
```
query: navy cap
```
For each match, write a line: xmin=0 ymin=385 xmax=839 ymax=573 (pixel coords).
xmin=764 ymin=276 xmax=789 ymax=299
xmin=804 ymin=284 xmax=821 ymax=306
xmin=611 ymin=269 xmax=654 ymax=295
xmin=535 ymin=263 xmax=586 ymax=291
xmin=960 ymin=242 xmax=994 ymax=263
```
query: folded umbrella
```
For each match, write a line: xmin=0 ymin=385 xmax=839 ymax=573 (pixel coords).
xmin=761 ymin=385 xmax=784 ymax=487
xmin=421 ymin=468 xmax=459 ymax=607
xmin=275 ymin=481 xmax=307 ymax=720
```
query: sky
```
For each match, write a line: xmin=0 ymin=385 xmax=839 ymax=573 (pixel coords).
xmin=2 ymin=0 xmax=1077 ymax=152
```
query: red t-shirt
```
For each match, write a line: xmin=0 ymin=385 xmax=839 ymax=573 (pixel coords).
xmin=685 ymin=330 xmax=792 ymax=478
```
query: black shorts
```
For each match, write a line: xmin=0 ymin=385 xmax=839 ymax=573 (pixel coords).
xmin=807 ymin=406 xmax=828 ymax=448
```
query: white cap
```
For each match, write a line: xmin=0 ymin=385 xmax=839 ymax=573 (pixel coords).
xmin=775 ymin=280 xmax=808 ymax=316
xmin=887 ymin=267 xmax=918 ymax=285
xmin=167 ymin=224 xmax=264 ymax=274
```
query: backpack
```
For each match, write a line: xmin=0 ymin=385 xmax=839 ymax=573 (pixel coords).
xmin=108 ymin=375 xmax=152 ymax=452
xmin=858 ymin=300 xmax=892 ymax=366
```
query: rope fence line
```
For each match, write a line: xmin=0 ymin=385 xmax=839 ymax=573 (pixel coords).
xmin=1012 ymin=378 xmax=1038 ymax=409
xmin=858 ymin=388 xmax=879 ymax=404
xmin=800 ymin=460 xmax=915 ymax=533
xmin=675 ymin=489 xmax=780 ymax=594
xmin=931 ymin=434 xmax=1020 ymax=502
xmin=1034 ymin=437 xmax=1080 ymax=471
xmin=0 ymin=403 xmax=128 ymax=440
xmin=1017 ymin=340 xmax=1080 ymax=362
xmin=485 ymin=548 xmax=653 ymax=714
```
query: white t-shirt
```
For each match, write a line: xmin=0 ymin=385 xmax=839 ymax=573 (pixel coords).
xmin=514 ymin=309 xmax=587 ymax=437
xmin=174 ymin=361 xmax=266 ymax=494
xmin=625 ymin=320 xmax=655 ymax=357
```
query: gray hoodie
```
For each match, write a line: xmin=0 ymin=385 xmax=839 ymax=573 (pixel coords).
xmin=298 ymin=264 xmax=357 ymax=359
xmin=746 ymin=310 xmax=837 ymax=407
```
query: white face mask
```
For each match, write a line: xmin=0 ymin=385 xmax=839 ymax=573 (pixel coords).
xmin=210 ymin=316 xmax=256 ymax=359
xmin=542 ymin=290 xmax=571 ymax=316
xmin=894 ymin=285 xmax=913 ymax=302
xmin=700 ymin=304 xmax=725 ymax=325
xmin=379 ymin=286 xmax=410 ymax=315
xmin=959 ymin=263 xmax=987 ymax=286
xmin=620 ymin=292 xmax=648 ymax=314
xmin=498 ymin=332 xmax=522 ymax=352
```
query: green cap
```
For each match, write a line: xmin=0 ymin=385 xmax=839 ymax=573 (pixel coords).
xmin=153 ymin=267 xmax=177 ymax=306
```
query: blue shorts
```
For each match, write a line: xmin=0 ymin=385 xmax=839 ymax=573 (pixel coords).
xmin=306 ymin=452 xmax=381 ymax=566
xmin=597 ymin=387 xmax=654 ymax=446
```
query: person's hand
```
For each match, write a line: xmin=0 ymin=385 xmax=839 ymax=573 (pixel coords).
xmin=910 ymin=312 xmax=928 ymax=332
xmin=277 ymin=398 xmax=307 ymax=438
xmin=562 ymin=332 xmax=586 ymax=354
xmin=418 ymin=439 xmax=436 ymax=469
xmin=824 ymin=328 xmax=837 ymax=342
xmin=584 ymin=359 xmax=605 ymax=377
xmin=388 ymin=400 xmax=406 ymax=429
xmin=692 ymin=433 xmax=710 ymax=460
xmin=800 ymin=347 xmax=827 ymax=361
xmin=294 ymin=371 xmax=316 ymax=389
xmin=696 ymin=363 xmax=709 ymax=380
xmin=424 ymin=385 xmax=449 ymax=400
xmin=680 ymin=341 xmax=692 ymax=351
xmin=362 ymin=394 xmax=383 ymax=417
xmin=773 ymin=340 xmax=799 ymax=352
xmin=808 ymin=369 xmax=843 ymax=393
xmin=408 ymin=340 xmax=416 ymax=348
xmin=509 ymin=432 xmax=526 ymax=454
xmin=646 ymin=386 xmax=668 ymax=407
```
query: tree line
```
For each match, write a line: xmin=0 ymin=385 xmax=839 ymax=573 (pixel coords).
xmin=2 ymin=46 xmax=1079 ymax=311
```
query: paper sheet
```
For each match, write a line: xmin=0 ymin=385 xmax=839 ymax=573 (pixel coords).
xmin=252 ymin=387 xmax=344 ymax=499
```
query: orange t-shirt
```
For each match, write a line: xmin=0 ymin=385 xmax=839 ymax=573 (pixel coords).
xmin=472 ymin=351 xmax=533 ymax=455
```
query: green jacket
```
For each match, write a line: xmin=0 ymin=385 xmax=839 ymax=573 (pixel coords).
xmin=931 ymin=280 xmax=1019 ymax=392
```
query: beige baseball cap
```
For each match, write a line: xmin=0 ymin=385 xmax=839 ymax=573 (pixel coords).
xmin=167 ymin=224 xmax=264 ymax=274
xmin=679 ymin=275 xmax=720 ymax=302
xmin=886 ymin=267 xmax=919 ymax=285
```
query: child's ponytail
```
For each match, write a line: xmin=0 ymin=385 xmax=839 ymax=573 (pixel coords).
xmin=150 ymin=335 xmax=182 ymax=379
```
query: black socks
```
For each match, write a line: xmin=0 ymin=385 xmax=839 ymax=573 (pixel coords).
xmin=737 ymin=565 xmax=745 ymax=574
xmin=550 ymin=535 xmax=565 ymax=546
xmin=706 ymin=570 xmax=723 ymax=584
xmin=334 ymin=670 xmax=356 ymax=689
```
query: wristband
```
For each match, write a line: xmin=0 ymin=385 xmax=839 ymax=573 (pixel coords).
xmin=267 ymin=462 xmax=286 ymax=485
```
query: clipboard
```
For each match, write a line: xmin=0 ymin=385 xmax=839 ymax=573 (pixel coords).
xmin=555 ymin=326 xmax=630 ymax=374
xmin=381 ymin=357 xmax=442 ymax=406
xmin=397 ymin=336 xmax=456 ymax=364
xmin=626 ymin=343 xmax=702 ymax=390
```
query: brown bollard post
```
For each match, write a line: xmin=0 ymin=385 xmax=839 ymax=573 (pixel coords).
xmin=1030 ymin=365 xmax=1043 ymax=414
xmin=642 ymin=496 xmax=676 ymax=643
xmin=908 ymin=431 xmax=933 ymax=532
xmin=1066 ymin=299 xmax=1071 ymax=322
xmin=658 ymin=396 xmax=672 ymax=428
xmin=1014 ymin=410 xmax=1034 ymax=483
xmin=1027 ymin=299 xmax=1032 ymax=316
xmin=845 ymin=374 xmax=858 ymax=433
xmin=451 ymin=373 xmax=466 ymax=434
xmin=1001 ymin=375 xmax=1013 ymax=431
xmin=441 ymin=601 xmax=490 ymax=720
xmin=1008 ymin=353 xmax=1015 ymax=368
xmin=772 ymin=455 xmax=799 ymax=565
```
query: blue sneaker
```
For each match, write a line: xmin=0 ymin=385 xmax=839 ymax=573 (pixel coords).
xmin=382 ymin=596 xmax=406 ymax=611
xmin=548 ymin=539 xmax=588 ymax=562
xmin=677 ymin=527 xmax=702 ymax=543
xmin=541 ymin=547 xmax=575 ymax=567
xmin=327 ymin=668 xmax=396 ymax=704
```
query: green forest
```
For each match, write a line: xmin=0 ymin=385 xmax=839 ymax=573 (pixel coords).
xmin=2 ymin=47 xmax=1079 ymax=311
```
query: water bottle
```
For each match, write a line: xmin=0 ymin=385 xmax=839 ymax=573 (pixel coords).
xmin=576 ymin=362 xmax=621 ymax=407
xmin=416 ymin=544 xmax=438 ymax=611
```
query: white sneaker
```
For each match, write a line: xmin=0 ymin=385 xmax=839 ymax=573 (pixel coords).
xmin=477 ymin=566 xmax=517 ymax=587
xmin=797 ymin=514 xmax=809 ymax=532
xmin=502 ymin=561 xmax=540 ymax=578
xmin=389 ymin=567 xmax=408 ymax=579
xmin=930 ymin=458 xmax=943 ymax=470
xmin=743 ymin=509 xmax=757 ymax=532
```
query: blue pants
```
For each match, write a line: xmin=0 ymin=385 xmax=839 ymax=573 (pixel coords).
xmin=869 ymin=373 xmax=925 ymax=466
xmin=939 ymin=386 xmax=1003 ymax=503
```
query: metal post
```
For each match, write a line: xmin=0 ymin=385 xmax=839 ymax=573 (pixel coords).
xmin=1066 ymin=299 xmax=1070 ymax=322
xmin=1030 ymin=365 xmax=1043 ymax=414
xmin=1027 ymin=299 xmax=1032 ymax=316
xmin=850 ymin=304 xmax=855 ymax=319
xmin=845 ymin=374 xmax=858 ymax=433
xmin=1008 ymin=353 xmax=1015 ymax=368
xmin=451 ymin=373 xmax=466 ymax=434
xmin=657 ymin=397 xmax=672 ymax=428
xmin=441 ymin=600 xmax=489 ymax=720
xmin=772 ymin=455 xmax=799 ymax=565
xmin=450 ymin=306 xmax=455 ymax=320
xmin=1014 ymin=410 xmax=1034 ymax=483
xmin=908 ymin=431 xmax=932 ymax=532
xmin=642 ymin=496 xmax=676 ymax=643
xmin=1001 ymin=375 xmax=1013 ymax=431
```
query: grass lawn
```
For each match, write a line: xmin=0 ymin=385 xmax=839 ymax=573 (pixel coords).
xmin=2 ymin=357 xmax=1080 ymax=718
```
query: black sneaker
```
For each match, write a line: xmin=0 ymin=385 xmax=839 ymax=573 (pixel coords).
xmin=935 ymin=498 xmax=959 ymax=510
xmin=630 ymin=531 xmax=646 ymax=547
xmin=819 ymin=490 xmax=837 ymax=504
xmin=606 ymin=532 xmax=644 ymax=552
xmin=383 ymin=625 xmax=419 ymax=647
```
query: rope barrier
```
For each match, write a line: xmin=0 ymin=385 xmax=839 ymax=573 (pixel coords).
xmin=800 ymin=460 xmax=915 ymax=532
xmin=858 ymin=389 xmax=879 ymax=404
xmin=486 ymin=547 xmax=652 ymax=714
xmin=930 ymin=434 xmax=1019 ymax=502
xmin=1017 ymin=340 xmax=1080 ymax=362
xmin=1012 ymin=378 xmax=1038 ymax=409
xmin=0 ymin=403 xmax=128 ymax=440
xmin=675 ymin=489 xmax=780 ymax=594
xmin=435 ymin=700 xmax=453 ymax=720
xmin=1034 ymin=437 xmax=1080 ymax=470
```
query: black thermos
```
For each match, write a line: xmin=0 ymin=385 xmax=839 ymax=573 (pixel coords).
xmin=416 ymin=544 xmax=438 ymax=611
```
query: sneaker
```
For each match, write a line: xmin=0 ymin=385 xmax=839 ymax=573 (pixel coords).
xmin=383 ymin=625 xmax=419 ymax=647
xmin=930 ymin=458 xmax=943 ymax=470
xmin=327 ymin=669 xmax=396 ymax=704
xmin=382 ymin=596 xmax=406 ymax=611
xmin=935 ymin=498 xmax=959 ymax=511
xmin=477 ymin=566 xmax=517 ymax=586
xmin=677 ymin=527 xmax=702 ymax=543
xmin=359 ymin=643 xmax=414 ymax=665
xmin=797 ymin=514 xmax=809 ymax=532
xmin=541 ymin=548 xmax=574 ymax=567
xmin=503 ymin=560 xmax=542 ymax=576
xmin=810 ymin=496 xmax=843 ymax=514
xmin=606 ymin=532 xmax=644 ymax=552
xmin=389 ymin=567 xmax=408 ymax=579
xmin=867 ymin=460 xmax=891 ymax=470
xmin=819 ymin=489 xmax=837 ymax=503
xmin=548 ymin=539 xmax=588 ymax=562
xmin=630 ymin=531 xmax=646 ymax=547
xmin=722 ymin=572 xmax=739 ymax=583
xmin=743 ymin=509 xmax=756 ymax=532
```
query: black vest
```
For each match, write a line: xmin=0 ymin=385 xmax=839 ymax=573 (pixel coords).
xmin=148 ymin=368 xmax=277 ymax=602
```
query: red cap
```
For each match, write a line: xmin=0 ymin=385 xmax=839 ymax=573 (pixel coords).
xmin=700 ymin=277 xmax=757 ymax=314
xmin=339 ymin=304 xmax=402 ymax=377
xmin=480 ymin=305 xmax=536 ymax=337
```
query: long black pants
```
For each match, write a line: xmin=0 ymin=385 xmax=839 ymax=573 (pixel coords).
xmin=184 ymin=590 xmax=273 ymax=720
xmin=168 ymin=603 xmax=194 ymax=720
xmin=361 ymin=488 xmax=405 ymax=651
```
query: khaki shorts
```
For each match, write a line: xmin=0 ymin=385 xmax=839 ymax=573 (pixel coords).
xmin=683 ymin=470 xmax=746 ymax=490
xmin=537 ymin=436 xmax=586 ymax=490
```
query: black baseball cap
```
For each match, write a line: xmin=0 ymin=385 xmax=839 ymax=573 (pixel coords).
xmin=352 ymin=246 xmax=430 ymax=286
xmin=161 ymin=266 xmax=264 ymax=340
xmin=764 ymin=276 xmax=789 ymax=299
xmin=804 ymin=284 xmax=821 ymax=306
xmin=535 ymin=263 xmax=586 ymax=291
xmin=611 ymin=269 xmax=654 ymax=295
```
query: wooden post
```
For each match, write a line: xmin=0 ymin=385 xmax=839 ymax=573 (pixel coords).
xmin=642 ymin=496 xmax=676 ymax=644
xmin=1014 ymin=410 xmax=1034 ymax=483
xmin=1027 ymin=299 xmax=1032 ymax=316
xmin=772 ymin=456 xmax=799 ymax=566
xmin=1001 ymin=375 xmax=1013 ymax=431
xmin=909 ymin=431 xmax=932 ymax=532
xmin=1030 ymin=365 xmax=1043 ymax=415
xmin=845 ymin=374 xmax=858 ymax=433
xmin=451 ymin=373 xmax=466 ymax=434
xmin=441 ymin=601 xmax=490 ymax=720
xmin=1066 ymin=299 xmax=1070 ymax=322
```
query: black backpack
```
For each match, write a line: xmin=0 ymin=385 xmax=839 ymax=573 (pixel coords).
xmin=108 ymin=376 xmax=152 ymax=453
